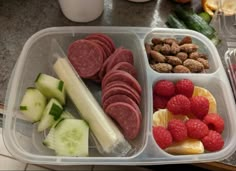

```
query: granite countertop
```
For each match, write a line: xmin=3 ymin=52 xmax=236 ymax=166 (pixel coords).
xmin=0 ymin=0 xmax=235 ymax=167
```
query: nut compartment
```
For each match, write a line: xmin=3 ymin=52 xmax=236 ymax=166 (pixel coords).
xmin=144 ymin=29 xmax=221 ymax=74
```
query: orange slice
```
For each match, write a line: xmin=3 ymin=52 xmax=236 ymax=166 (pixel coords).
xmin=165 ymin=138 xmax=204 ymax=155
xmin=202 ymin=0 xmax=216 ymax=16
xmin=152 ymin=109 xmax=188 ymax=128
xmin=192 ymin=86 xmax=217 ymax=113
xmin=205 ymin=0 xmax=219 ymax=11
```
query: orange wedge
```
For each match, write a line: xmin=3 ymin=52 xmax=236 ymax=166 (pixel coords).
xmin=192 ymin=86 xmax=217 ymax=113
xmin=165 ymin=138 xmax=204 ymax=155
xmin=202 ymin=0 xmax=216 ymax=16
xmin=205 ymin=0 xmax=219 ymax=11
xmin=152 ymin=109 xmax=188 ymax=128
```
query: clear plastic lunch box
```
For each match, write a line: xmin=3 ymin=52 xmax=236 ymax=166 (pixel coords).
xmin=3 ymin=26 xmax=236 ymax=165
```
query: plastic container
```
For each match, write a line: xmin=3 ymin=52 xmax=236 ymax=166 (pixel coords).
xmin=214 ymin=0 xmax=236 ymax=98
xmin=3 ymin=27 xmax=236 ymax=165
xmin=58 ymin=0 xmax=104 ymax=22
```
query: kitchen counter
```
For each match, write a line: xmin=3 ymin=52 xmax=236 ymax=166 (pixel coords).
xmin=0 ymin=0 xmax=236 ymax=169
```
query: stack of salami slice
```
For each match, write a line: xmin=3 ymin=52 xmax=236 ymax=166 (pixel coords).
xmin=68 ymin=33 xmax=142 ymax=140
xmin=68 ymin=33 xmax=116 ymax=82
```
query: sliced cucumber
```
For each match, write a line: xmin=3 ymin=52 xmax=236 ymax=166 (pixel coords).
xmin=35 ymin=73 xmax=66 ymax=105
xmin=19 ymin=87 xmax=46 ymax=122
xmin=38 ymin=98 xmax=63 ymax=132
xmin=54 ymin=119 xmax=89 ymax=156
xmin=43 ymin=111 xmax=75 ymax=149
xmin=60 ymin=111 xmax=75 ymax=119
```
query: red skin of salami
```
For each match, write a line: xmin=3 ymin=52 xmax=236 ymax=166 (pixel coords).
xmin=105 ymin=102 xmax=141 ymax=140
xmin=102 ymin=70 xmax=142 ymax=95
xmin=68 ymin=39 xmax=103 ymax=78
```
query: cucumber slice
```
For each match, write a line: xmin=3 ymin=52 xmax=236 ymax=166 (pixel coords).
xmin=43 ymin=111 xmax=75 ymax=149
xmin=54 ymin=119 xmax=89 ymax=156
xmin=35 ymin=73 xmax=66 ymax=105
xmin=60 ymin=111 xmax=75 ymax=119
xmin=19 ymin=87 xmax=46 ymax=122
xmin=38 ymin=98 xmax=63 ymax=132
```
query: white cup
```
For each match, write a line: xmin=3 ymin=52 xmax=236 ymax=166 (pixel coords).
xmin=58 ymin=0 xmax=104 ymax=22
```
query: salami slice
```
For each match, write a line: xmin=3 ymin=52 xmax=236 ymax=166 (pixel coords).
xmin=98 ymin=48 xmax=126 ymax=80
xmin=106 ymin=49 xmax=134 ymax=73
xmin=88 ymin=39 xmax=112 ymax=59
xmin=89 ymin=40 xmax=107 ymax=61
xmin=102 ymin=86 xmax=140 ymax=105
xmin=93 ymin=33 xmax=116 ymax=52
xmin=103 ymin=94 xmax=141 ymax=115
xmin=68 ymin=39 xmax=103 ymax=78
xmin=103 ymin=81 xmax=141 ymax=99
xmin=110 ymin=62 xmax=137 ymax=78
xmin=105 ymin=102 xmax=141 ymax=140
xmin=102 ymin=70 xmax=142 ymax=95
xmin=85 ymin=35 xmax=114 ymax=54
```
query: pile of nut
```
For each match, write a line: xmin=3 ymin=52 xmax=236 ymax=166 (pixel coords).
xmin=145 ymin=36 xmax=209 ymax=73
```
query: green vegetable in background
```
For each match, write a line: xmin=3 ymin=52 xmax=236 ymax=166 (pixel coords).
xmin=166 ymin=13 xmax=188 ymax=29
xmin=198 ymin=12 xmax=212 ymax=24
xmin=165 ymin=5 xmax=221 ymax=46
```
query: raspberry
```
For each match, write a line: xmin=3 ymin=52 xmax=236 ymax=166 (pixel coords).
xmin=167 ymin=95 xmax=191 ymax=115
xmin=152 ymin=126 xmax=173 ymax=149
xmin=190 ymin=96 xmax=209 ymax=119
xmin=153 ymin=80 xmax=175 ymax=97
xmin=153 ymin=95 xmax=169 ymax=111
xmin=185 ymin=119 xmax=209 ymax=139
xmin=203 ymin=113 xmax=225 ymax=134
xmin=168 ymin=119 xmax=187 ymax=142
xmin=201 ymin=130 xmax=224 ymax=152
xmin=175 ymin=79 xmax=194 ymax=98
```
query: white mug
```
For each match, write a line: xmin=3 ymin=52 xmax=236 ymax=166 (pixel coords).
xmin=58 ymin=0 xmax=104 ymax=22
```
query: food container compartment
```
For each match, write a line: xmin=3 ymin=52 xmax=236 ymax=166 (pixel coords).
xmin=144 ymin=29 xmax=221 ymax=74
xmin=142 ymin=29 xmax=236 ymax=163
xmin=3 ymin=27 xmax=149 ymax=165
xmin=3 ymin=27 xmax=236 ymax=165
xmin=150 ymin=75 xmax=233 ymax=155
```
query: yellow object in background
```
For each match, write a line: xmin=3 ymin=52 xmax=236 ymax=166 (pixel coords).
xmin=202 ymin=0 xmax=236 ymax=16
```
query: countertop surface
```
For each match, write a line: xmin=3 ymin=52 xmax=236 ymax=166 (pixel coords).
xmin=0 ymin=0 xmax=235 ymax=168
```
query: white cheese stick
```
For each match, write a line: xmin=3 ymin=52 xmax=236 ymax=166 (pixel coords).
xmin=53 ymin=58 xmax=131 ymax=156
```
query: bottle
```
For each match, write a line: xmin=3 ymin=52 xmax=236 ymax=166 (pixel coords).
xmin=58 ymin=0 xmax=104 ymax=22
